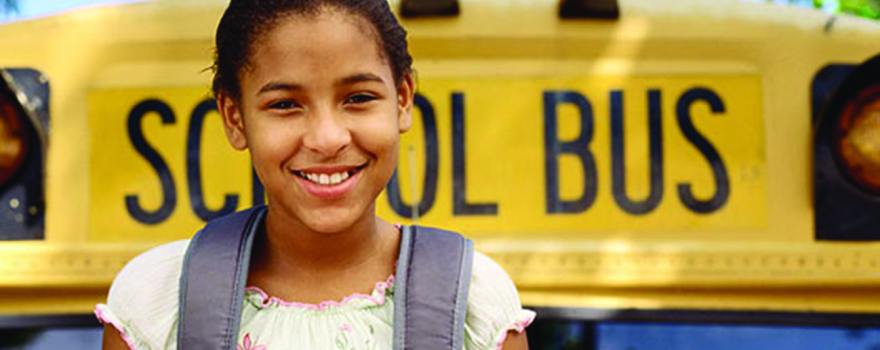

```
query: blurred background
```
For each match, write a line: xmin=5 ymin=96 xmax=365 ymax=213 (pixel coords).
xmin=1 ymin=0 xmax=880 ymax=349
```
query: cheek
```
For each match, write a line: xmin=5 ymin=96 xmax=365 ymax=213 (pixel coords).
xmin=367 ymin=117 xmax=400 ymax=149
xmin=354 ymin=116 xmax=400 ymax=167
xmin=245 ymin=118 xmax=303 ymax=174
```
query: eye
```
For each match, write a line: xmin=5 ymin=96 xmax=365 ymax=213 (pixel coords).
xmin=267 ymin=100 xmax=300 ymax=111
xmin=345 ymin=93 xmax=378 ymax=105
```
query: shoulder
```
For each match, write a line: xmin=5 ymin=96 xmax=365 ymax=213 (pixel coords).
xmin=110 ymin=239 xmax=190 ymax=303
xmin=97 ymin=239 xmax=190 ymax=349
xmin=465 ymin=250 xmax=536 ymax=350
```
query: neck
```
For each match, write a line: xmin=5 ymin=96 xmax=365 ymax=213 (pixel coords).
xmin=258 ymin=203 xmax=385 ymax=278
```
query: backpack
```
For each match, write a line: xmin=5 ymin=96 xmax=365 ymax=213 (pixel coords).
xmin=176 ymin=205 xmax=475 ymax=350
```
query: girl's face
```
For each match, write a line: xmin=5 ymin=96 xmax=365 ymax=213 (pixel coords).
xmin=219 ymin=8 xmax=414 ymax=233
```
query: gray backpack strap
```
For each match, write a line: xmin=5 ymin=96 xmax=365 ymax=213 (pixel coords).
xmin=393 ymin=225 xmax=475 ymax=350
xmin=177 ymin=205 xmax=267 ymax=350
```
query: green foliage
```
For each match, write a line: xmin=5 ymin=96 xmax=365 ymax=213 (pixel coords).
xmin=775 ymin=0 xmax=880 ymax=19
xmin=814 ymin=0 xmax=880 ymax=19
xmin=838 ymin=0 xmax=880 ymax=18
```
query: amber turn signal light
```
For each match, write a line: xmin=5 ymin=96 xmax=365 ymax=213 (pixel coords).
xmin=835 ymin=85 xmax=880 ymax=194
xmin=0 ymin=92 xmax=28 ymax=185
xmin=813 ymin=55 xmax=880 ymax=240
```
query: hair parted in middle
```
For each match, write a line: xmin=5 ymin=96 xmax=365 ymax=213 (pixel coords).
xmin=212 ymin=0 xmax=413 ymax=100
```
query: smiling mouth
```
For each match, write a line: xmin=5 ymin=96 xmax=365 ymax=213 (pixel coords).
xmin=292 ymin=163 xmax=368 ymax=186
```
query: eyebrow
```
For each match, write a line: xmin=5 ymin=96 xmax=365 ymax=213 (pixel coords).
xmin=256 ymin=73 xmax=385 ymax=96
xmin=257 ymin=81 xmax=303 ymax=95
xmin=336 ymin=73 xmax=385 ymax=87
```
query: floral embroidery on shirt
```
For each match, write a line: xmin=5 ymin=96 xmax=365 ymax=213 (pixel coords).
xmin=334 ymin=324 xmax=377 ymax=350
xmin=238 ymin=333 xmax=267 ymax=350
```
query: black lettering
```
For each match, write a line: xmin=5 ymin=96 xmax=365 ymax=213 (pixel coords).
xmin=186 ymin=99 xmax=239 ymax=221
xmin=611 ymin=89 xmax=664 ymax=215
xmin=676 ymin=87 xmax=730 ymax=214
xmin=452 ymin=92 xmax=498 ymax=215
xmin=543 ymin=90 xmax=597 ymax=214
xmin=124 ymin=99 xmax=177 ymax=224
xmin=386 ymin=93 xmax=438 ymax=218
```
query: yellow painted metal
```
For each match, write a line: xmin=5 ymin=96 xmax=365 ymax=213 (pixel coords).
xmin=0 ymin=0 xmax=879 ymax=316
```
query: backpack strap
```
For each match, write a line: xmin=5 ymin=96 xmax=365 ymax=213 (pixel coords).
xmin=177 ymin=208 xmax=473 ymax=350
xmin=177 ymin=205 xmax=267 ymax=350
xmin=393 ymin=225 xmax=475 ymax=350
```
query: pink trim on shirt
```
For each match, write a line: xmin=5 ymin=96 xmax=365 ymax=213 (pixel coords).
xmin=494 ymin=312 xmax=536 ymax=350
xmin=94 ymin=305 xmax=138 ymax=350
xmin=244 ymin=275 xmax=395 ymax=311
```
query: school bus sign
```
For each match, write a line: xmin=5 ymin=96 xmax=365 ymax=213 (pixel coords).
xmin=88 ymin=74 xmax=766 ymax=242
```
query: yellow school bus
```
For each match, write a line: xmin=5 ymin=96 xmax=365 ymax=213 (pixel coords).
xmin=0 ymin=0 xmax=879 ymax=346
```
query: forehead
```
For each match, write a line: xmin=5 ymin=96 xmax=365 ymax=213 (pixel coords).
xmin=243 ymin=9 xmax=391 ymax=88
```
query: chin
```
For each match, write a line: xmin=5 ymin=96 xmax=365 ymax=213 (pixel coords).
xmin=299 ymin=206 xmax=365 ymax=234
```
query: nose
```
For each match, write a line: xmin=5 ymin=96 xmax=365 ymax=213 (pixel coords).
xmin=302 ymin=107 xmax=351 ymax=157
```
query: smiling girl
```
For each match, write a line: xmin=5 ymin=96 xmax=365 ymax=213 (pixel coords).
xmin=96 ymin=1 xmax=534 ymax=349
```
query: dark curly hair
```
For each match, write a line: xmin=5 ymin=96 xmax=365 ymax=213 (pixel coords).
xmin=212 ymin=0 xmax=413 ymax=100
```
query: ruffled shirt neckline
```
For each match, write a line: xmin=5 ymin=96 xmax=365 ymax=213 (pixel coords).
xmin=243 ymin=275 xmax=395 ymax=313
xmin=243 ymin=224 xmax=402 ymax=313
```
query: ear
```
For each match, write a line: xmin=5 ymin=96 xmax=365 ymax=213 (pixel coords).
xmin=217 ymin=91 xmax=248 ymax=150
xmin=396 ymin=72 xmax=415 ymax=133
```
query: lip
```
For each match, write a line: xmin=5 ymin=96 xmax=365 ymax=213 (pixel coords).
xmin=291 ymin=163 xmax=366 ymax=200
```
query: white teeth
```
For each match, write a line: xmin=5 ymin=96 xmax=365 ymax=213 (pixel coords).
xmin=299 ymin=170 xmax=353 ymax=186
